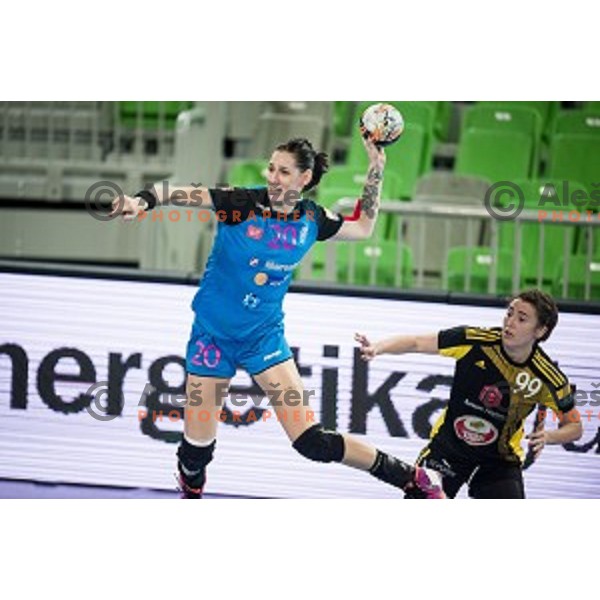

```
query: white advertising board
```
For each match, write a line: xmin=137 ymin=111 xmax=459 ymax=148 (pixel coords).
xmin=1 ymin=272 xmax=599 ymax=498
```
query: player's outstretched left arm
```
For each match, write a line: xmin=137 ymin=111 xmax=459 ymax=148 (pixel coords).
xmin=355 ymin=332 xmax=439 ymax=361
xmin=331 ymin=138 xmax=386 ymax=241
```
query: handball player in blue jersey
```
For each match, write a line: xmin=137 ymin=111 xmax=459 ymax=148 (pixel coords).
xmin=111 ymin=137 xmax=444 ymax=498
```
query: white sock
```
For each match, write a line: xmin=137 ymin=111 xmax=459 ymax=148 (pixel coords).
xmin=183 ymin=434 xmax=216 ymax=448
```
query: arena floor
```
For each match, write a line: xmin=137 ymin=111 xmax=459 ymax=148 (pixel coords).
xmin=0 ymin=478 xmax=252 ymax=499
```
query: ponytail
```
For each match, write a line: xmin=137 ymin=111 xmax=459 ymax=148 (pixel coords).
xmin=276 ymin=138 xmax=329 ymax=192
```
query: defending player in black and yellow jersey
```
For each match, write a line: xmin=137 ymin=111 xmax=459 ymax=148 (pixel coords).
xmin=355 ymin=289 xmax=583 ymax=498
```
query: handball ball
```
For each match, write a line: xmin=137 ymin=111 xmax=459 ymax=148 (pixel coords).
xmin=360 ymin=103 xmax=404 ymax=146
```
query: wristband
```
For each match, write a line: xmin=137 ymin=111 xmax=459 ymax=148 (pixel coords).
xmin=135 ymin=189 xmax=158 ymax=211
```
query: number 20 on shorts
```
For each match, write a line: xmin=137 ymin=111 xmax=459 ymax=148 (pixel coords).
xmin=191 ymin=341 xmax=222 ymax=368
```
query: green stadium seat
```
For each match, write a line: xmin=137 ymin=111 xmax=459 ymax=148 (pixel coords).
xmin=406 ymin=172 xmax=492 ymax=277
xmin=552 ymin=109 xmax=600 ymax=136
xmin=456 ymin=130 xmax=535 ymax=182
xmin=296 ymin=242 xmax=328 ymax=281
xmin=479 ymin=101 xmax=558 ymax=140
xmin=336 ymin=238 xmax=414 ymax=288
xmin=317 ymin=187 xmax=358 ymax=209
xmin=227 ymin=160 xmax=268 ymax=187
xmin=295 ymin=236 xmax=412 ymax=288
xmin=436 ymin=101 xmax=453 ymax=141
xmin=497 ymin=179 xmax=590 ymax=287
xmin=118 ymin=101 xmax=193 ymax=129
xmin=317 ymin=166 xmax=403 ymax=240
xmin=333 ymin=101 xmax=357 ymax=137
xmin=553 ymin=255 xmax=600 ymax=300
xmin=547 ymin=110 xmax=600 ymax=256
xmin=445 ymin=246 xmax=520 ymax=294
xmin=421 ymin=101 xmax=453 ymax=141
xmin=465 ymin=104 xmax=542 ymax=138
xmin=318 ymin=165 xmax=401 ymax=204
xmin=455 ymin=105 xmax=542 ymax=182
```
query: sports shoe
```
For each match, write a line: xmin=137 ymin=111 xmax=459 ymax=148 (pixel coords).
xmin=411 ymin=466 xmax=446 ymax=499
xmin=175 ymin=472 xmax=204 ymax=499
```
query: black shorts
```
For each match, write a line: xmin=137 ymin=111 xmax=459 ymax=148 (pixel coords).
xmin=414 ymin=439 xmax=525 ymax=499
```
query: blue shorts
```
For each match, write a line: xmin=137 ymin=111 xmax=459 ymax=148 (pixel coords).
xmin=185 ymin=319 xmax=293 ymax=378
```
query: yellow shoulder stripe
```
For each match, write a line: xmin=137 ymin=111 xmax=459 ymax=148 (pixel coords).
xmin=465 ymin=327 xmax=501 ymax=342
xmin=440 ymin=345 xmax=472 ymax=360
xmin=532 ymin=354 xmax=565 ymax=388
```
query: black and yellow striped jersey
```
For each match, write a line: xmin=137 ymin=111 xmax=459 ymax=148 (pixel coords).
xmin=431 ymin=326 xmax=574 ymax=463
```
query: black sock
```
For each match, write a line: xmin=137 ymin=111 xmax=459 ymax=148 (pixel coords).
xmin=177 ymin=439 xmax=216 ymax=488
xmin=369 ymin=450 xmax=415 ymax=490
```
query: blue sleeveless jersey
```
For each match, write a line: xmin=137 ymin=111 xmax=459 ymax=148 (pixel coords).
xmin=191 ymin=187 xmax=343 ymax=341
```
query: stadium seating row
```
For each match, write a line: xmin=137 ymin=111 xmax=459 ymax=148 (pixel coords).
xmin=1 ymin=101 xmax=598 ymax=300
xmin=227 ymin=103 xmax=600 ymax=205
xmin=225 ymin=103 xmax=600 ymax=299
xmin=293 ymin=237 xmax=600 ymax=301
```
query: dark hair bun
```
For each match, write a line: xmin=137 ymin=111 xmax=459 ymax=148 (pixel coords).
xmin=314 ymin=151 xmax=330 ymax=175
xmin=275 ymin=138 xmax=329 ymax=192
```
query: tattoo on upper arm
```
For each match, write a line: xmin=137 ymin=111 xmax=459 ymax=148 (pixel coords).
xmin=360 ymin=167 xmax=383 ymax=218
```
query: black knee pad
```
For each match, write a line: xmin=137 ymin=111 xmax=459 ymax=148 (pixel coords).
xmin=292 ymin=424 xmax=345 ymax=463
xmin=177 ymin=438 xmax=216 ymax=473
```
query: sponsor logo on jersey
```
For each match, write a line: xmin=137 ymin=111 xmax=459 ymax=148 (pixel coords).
xmin=479 ymin=384 xmax=502 ymax=408
xmin=249 ymin=257 xmax=259 ymax=267
xmin=424 ymin=458 xmax=456 ymax=478
xmin=475 ymin=360 xmax=486 ymax=369
xmin=263 ymin=350 xmax=282 ymax=361
xmin=246 ymin=225 xmax=264 ymax=240
xmin=254 ymin=273 xmax=268 ymax=286
xmin=269 ymin=274 xmax=291 ymax=287
xmin=454 ymin=416 xmax=498 ymax=446
xmin=464 ymin=398 xmax=507 ymax=421
xmin=265 ymin=260 xmax=299 ymax=272
xmin=242 ymin=293 xmax=260 ymax=309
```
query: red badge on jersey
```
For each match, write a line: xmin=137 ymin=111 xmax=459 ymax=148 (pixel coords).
xmin=479 ymin=385 xmax=502 ymax=408
xmin=246 ymin=225 xmax=264 ymax=240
